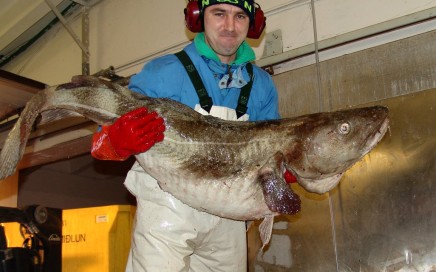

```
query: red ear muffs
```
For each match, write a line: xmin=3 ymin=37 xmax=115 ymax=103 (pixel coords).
xmin=247 ymin=5 xmax=266 ymax=39
xmin=184 ymin=1 xmax=202 ymax=33
xmin=184 ymin=0 xmax=266 ymax=39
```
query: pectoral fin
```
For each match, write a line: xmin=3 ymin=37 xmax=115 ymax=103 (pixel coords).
xmin=258 ymin=157 xmax=301 ymax=215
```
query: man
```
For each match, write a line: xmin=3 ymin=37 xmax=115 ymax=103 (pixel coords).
xmin=92 ymin=1 xmax=291 ymax=271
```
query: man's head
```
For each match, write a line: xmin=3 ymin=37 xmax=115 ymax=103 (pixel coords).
xmin=184 ymin=0 xmax=266 ymax=39
xmin=201 ymin=2 xmax=252 ymax=64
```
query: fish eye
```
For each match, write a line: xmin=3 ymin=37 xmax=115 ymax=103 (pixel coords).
xmin=338 ymin=122 xmax=351 ymax=134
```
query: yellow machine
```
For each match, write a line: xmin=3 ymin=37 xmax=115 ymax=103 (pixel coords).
xmin=3 ymin=205 xmax=135 ymax=272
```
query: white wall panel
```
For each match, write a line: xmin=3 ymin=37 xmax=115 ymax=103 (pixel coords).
xmin=90 ymin=0 xmax=190 ymax=75
xmin=257 ymin=0 xmax=436 ymax=53
xmin=2 ymin=0 xmax=435 ymax=85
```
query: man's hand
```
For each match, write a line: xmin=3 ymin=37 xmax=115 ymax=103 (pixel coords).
xmin=91 ymin=107 xmax=165 ymax=160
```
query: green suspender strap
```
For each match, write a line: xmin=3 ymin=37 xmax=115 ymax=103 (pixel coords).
xmin=175 ymin=50 xmax=253 ymax=119
xmin=235 ymin=62 xmax=253 ymax=119
xmin=175 ymin=50 xmax=213 ymax=113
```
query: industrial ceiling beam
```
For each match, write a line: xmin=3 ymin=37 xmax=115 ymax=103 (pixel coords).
xmin=44 ymin=0 xmax=90 ymax=57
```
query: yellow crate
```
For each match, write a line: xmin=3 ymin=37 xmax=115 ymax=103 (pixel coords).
xmin=2 ymin=222 xmax=25 ymax=248
xmin=62 ymin=205 xmax=136 ymax=272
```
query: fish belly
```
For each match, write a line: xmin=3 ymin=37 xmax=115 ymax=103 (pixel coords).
xmin=135 ymin=153 xmax=272 ymax=221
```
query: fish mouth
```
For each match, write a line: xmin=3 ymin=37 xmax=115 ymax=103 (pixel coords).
xmin=362 ymin=116 xmax=389 ymax=156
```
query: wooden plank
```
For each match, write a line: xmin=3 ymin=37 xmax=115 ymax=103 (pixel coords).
xmin=18 ymin=135 xmax=93 ymax=170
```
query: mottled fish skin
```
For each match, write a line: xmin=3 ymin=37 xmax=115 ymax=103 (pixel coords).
xmin=0 ymin=76 xmax=389 ymax=247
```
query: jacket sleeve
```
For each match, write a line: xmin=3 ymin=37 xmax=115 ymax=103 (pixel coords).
xmin=128 ymin=55 xmax=185 ymax=100
xmin=249 ymin=66 xmax=281 ymax=121
xmin=261 ymin=75 xmax=281 ymax=119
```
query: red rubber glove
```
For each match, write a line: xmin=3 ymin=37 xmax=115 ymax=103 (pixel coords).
xmin=284 ymin=169 xmax=297 ymax=184
xmin=91 ymin=107 xmax=165 ymax=161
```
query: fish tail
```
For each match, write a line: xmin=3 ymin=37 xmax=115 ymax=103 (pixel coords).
xmin=0 ymin=89 xmax=50 ymax=180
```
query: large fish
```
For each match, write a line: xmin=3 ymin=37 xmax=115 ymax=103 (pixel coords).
xmin=0 ymin=76 xmax=389 ymax=247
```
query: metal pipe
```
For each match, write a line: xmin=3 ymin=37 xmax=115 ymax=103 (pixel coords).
xmin=44 ymin=0 xmax=90 ymax=57
xmin=81 ymin=3 xmax=90 ymax=75
xmin=310 ymin=1 xmax=339 ymax=271
xmin=310 ymin=0 xmax=324 ymax=113
xmin=0 ymin=2 xmax=77 ymax=68
xmin=114 ymin=41 xmax=190 ymax=73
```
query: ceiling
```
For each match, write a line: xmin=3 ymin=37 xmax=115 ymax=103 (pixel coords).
xmin=0 ymin=0 xmax=79 ymax=124
xmin=0 ymin=0 xmax=105 ymax=68
xmin=0 ymin=0 xmax=128 ymax=175
xmin=0 ymin=0 xmax=111 ymax=120
xmin=0 ymin=0 xmax=109 ymax=124
xmin=0 ymin=0 xmax=109 ymax=173
xmin=0 ymin=0 xmax=79 ymax=66
xmin=0 ymin=0 xmax=87 ymax=169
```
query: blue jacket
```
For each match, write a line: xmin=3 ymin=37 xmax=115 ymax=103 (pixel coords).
xmin=129 ymin=42 xmax=280 ymax=121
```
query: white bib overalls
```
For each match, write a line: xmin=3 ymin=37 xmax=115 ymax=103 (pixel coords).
xmin=125 ymin=105 xmax=249 ymax=272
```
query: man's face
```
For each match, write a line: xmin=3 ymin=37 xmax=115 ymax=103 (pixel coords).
xmin=203 ymin=4 xmax=250 ymax=64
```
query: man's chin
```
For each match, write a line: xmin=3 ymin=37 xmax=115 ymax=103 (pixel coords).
xmin=216 ymin=43 xmax=240 ymax=55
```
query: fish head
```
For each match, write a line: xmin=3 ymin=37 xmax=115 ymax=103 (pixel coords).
xmin=284 ymin=106 xmax=389 ymax=194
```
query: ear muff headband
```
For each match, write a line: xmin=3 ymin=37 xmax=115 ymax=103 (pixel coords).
xmin=184 ymin=0 xmax=266 ymax=39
